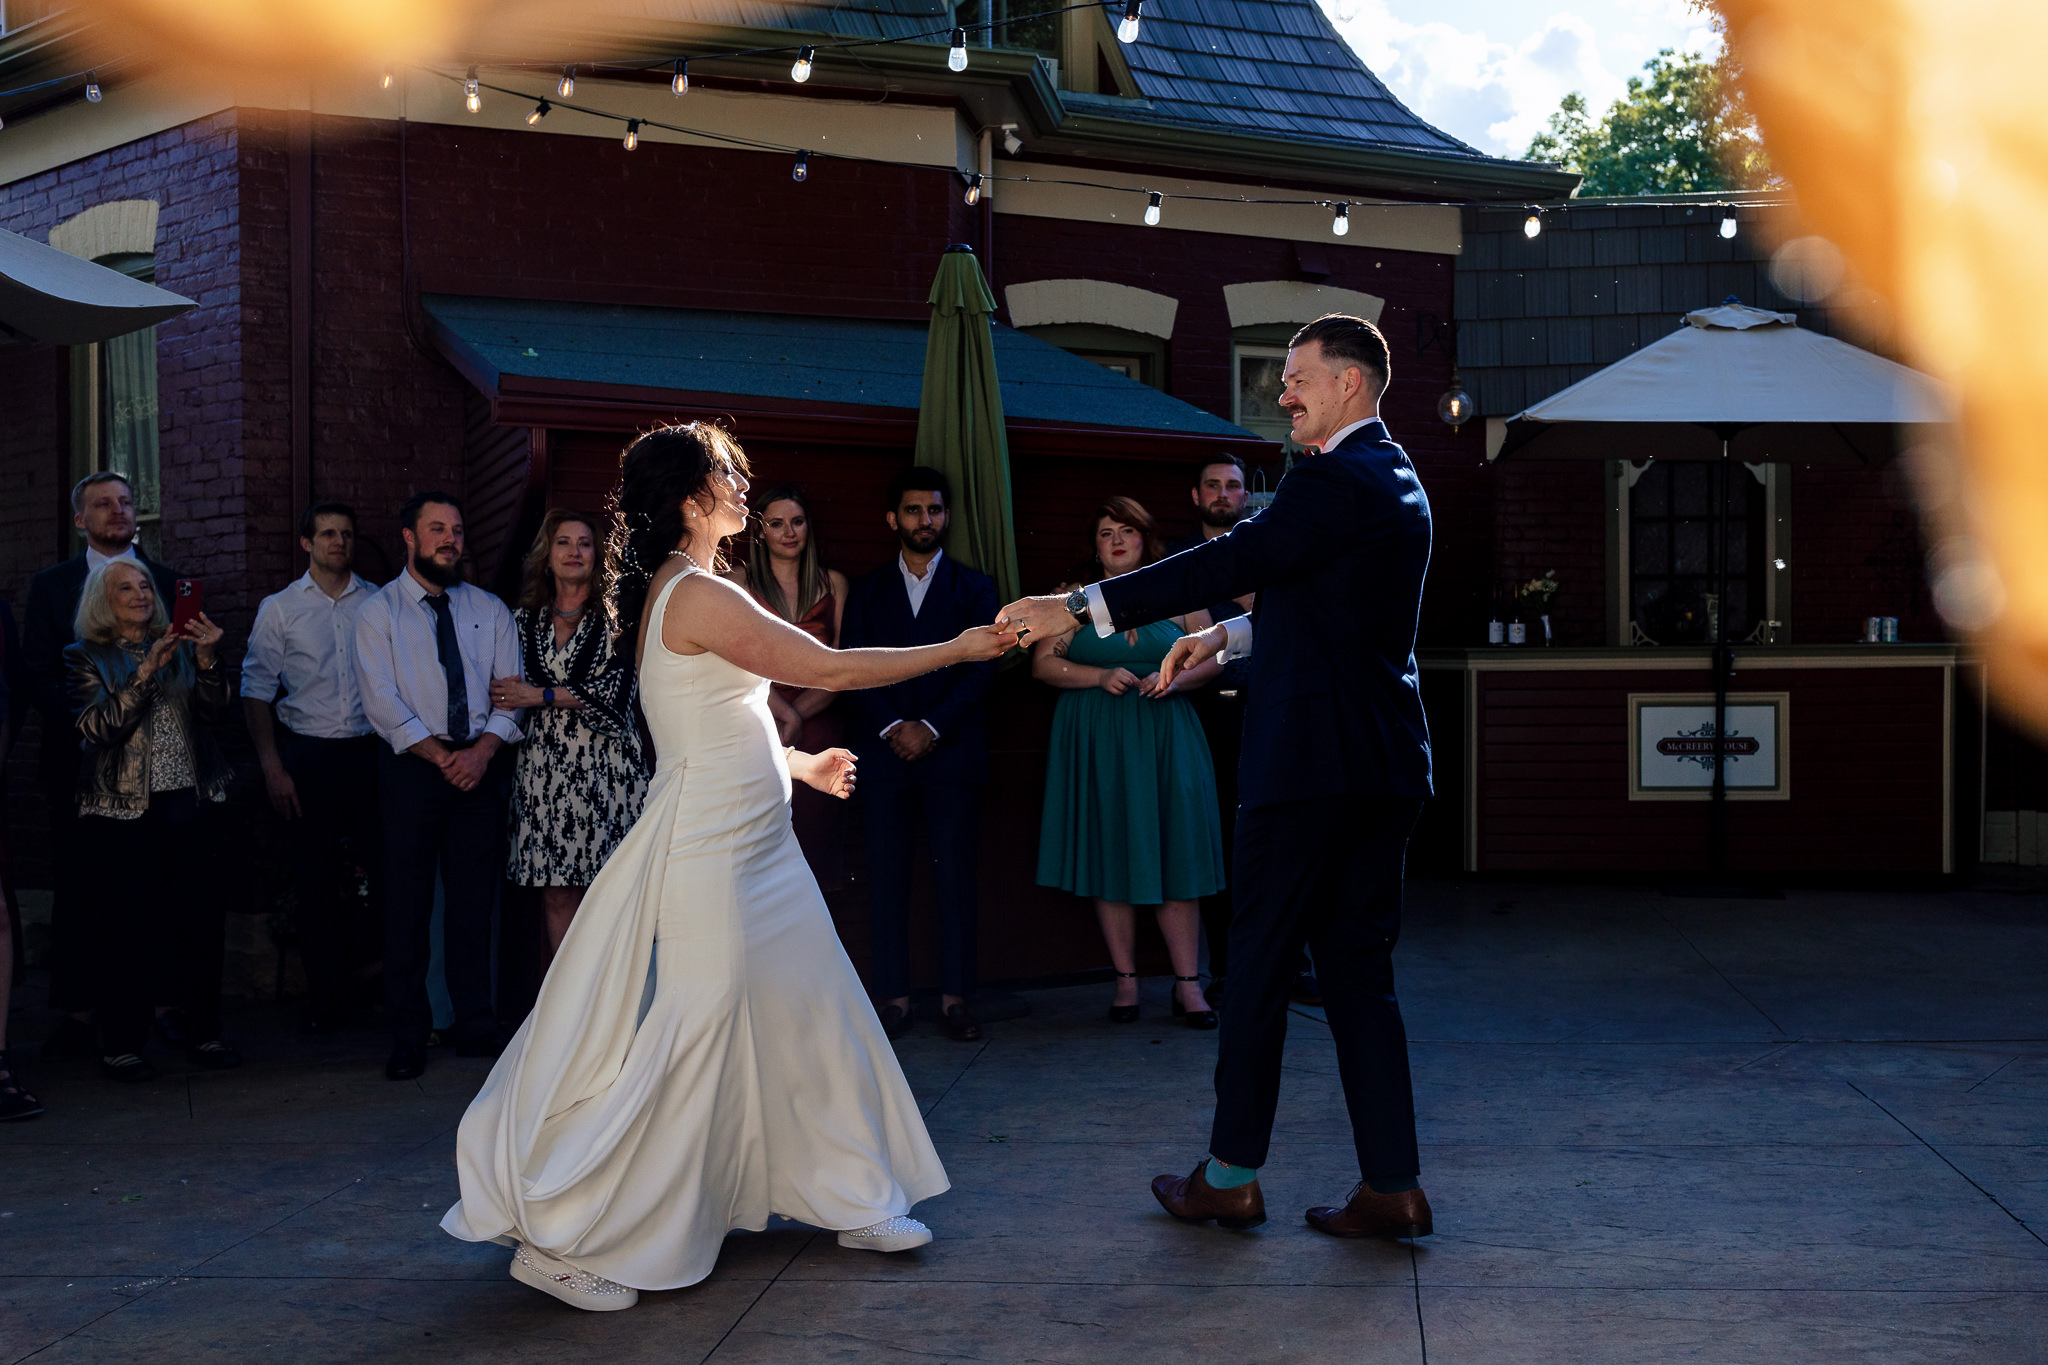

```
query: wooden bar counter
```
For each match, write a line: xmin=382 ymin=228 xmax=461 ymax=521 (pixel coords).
xmin=1416 ymin=645 xmax=1976 ymax=876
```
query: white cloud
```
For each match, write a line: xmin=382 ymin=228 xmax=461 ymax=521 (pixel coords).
xmin=1321 ymin=0 xmax=1719 ymax=158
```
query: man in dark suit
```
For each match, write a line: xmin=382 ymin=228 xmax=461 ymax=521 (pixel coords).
xmin=840 ymin=466 xmax=998 ymax=1045
xmin=22 ymin=473 xmax=180 ymax=1053
xmin=1000 ymin=315 xmax=1435 ymax=1240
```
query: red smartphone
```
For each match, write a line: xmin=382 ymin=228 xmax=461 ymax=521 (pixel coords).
xmin=169 ymin=578 xmax=203 ymax=637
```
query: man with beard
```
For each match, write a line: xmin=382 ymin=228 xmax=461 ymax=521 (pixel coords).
xmin=354 ymin=492 xmax=522 ymax=1080
xmin=243 ymin=502 xmax=382 ymax=1036
xmin=839 ymin=467 xmax=998 ymax=1044
xmin=22 ymin=473 xmax=179 ymax=1058
xmin=1163 ymin=455 xmax=1257 ymax=1009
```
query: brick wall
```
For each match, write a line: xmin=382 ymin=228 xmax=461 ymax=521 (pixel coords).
xmin=1791 ymin=464 xmax=1940 ymax=644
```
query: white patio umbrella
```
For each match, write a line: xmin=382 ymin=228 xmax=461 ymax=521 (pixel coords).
xmin=0 ymin=225 xmax=195 ymax=345
xmin=1491 ymin=300 xmax=1951 ymax=876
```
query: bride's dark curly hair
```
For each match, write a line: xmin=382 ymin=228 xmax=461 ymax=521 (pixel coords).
xmin=605 ymin=421 xmax=751 ymax=654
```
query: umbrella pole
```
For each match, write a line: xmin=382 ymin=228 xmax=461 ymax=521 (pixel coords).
xmin=1710 ymin=437 xmax=1731 ymax=875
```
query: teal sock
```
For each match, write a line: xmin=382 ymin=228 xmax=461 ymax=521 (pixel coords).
xmin=1367 ymin=1176 xmax=1420 ymax=1195
xmin=1205 ymin=1156 xmax=1259 ymax=1189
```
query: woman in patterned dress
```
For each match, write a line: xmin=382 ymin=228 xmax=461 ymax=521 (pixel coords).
xmin=491 ymin=509 xmax=646 ymax=956
xmin=729 ymin=485 xmax=851 ymax=888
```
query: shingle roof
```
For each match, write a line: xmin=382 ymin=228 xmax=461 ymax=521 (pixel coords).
xmin=1104 ymin=0 xmax=1485 ymax=157
xmin=422 ymin=293 xmax=1255 ymax=438
xmin=670 ymin=0 xmax=1487 ymax=160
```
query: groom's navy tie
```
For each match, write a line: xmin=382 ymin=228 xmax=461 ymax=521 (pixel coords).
xmin=426 ymin=591 xmax=471 ymax=742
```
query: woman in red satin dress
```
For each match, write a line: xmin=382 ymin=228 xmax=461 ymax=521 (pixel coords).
xmin=732 ymin=486 xmax=851 ymax=888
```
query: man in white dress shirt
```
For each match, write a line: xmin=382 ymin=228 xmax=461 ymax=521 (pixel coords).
xmin=243 ymin=501 xmax=380 ymax=1037
xmin=354 ymin=491 xmax=522 ymax=1081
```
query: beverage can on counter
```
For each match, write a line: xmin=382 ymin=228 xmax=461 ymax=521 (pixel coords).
xmin=1864 ymin=616 xmax=1883 ymax=643
xmin=1881 ymin=616 xmax=1899 ymax=643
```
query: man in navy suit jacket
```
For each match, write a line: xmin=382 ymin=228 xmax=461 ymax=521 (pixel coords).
xmin=840 ymin=467 xmax=998 ymax=1044
xmin=22 ymin=473 xmax=180 ymax=1041
xmin=1001 ymin=316 xmax=1436 ymax=1241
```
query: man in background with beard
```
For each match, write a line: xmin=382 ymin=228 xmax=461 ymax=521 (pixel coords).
xmin=353 ymin=492 xmax=522 ymax=1081
xmin=840 ymin=467 xmax=998 ymax=1044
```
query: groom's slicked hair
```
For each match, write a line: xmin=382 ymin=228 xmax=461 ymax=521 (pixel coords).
xmin=1289 ymin=313 xmax=1391 ymax=400
xmin=887 ymin=465 xmax=951 ymax=510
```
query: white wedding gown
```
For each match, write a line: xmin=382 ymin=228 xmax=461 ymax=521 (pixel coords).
xmin=442 ymin=566 xmax=949 ymax=1290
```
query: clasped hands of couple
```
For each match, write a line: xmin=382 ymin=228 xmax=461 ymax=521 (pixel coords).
xmin=994 ymin=594 xmax=1228 ymax=693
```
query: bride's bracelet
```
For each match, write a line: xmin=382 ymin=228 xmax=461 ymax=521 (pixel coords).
xmin=784 ymin=745 xmax=797 ymax=764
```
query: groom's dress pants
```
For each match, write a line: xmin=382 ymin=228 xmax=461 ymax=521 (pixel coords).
xmin=1210 ymin=794 xmax=1425 ymax=1181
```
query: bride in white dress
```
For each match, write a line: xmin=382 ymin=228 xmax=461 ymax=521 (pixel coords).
xmin=442 ymin=423 xmax=1016 ymax=1310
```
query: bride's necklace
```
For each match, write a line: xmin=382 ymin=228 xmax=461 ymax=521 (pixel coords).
xmin=668 ymin=549 xmax=703 ymax=570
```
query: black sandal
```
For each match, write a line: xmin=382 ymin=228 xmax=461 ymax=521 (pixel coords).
xmin=0 ymin=1050 xmax=45 ymax=1121
xmin=1171 ymin=976 xmax=1218 ymax=1030
xmin=1108 ymin=971 xmax=1140 ymax=1024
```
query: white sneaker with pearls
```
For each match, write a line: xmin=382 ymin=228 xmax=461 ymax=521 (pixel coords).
xmin=836 ymin=1215 xmax=932 ymax=1253
xmin=509 ymin=1242 xmax=640 ymax=1311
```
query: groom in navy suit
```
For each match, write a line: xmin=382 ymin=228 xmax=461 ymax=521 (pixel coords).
xmin=841 ymin=467 xmax=999 ymax=1045
xmin=1001 ymin=315 xmax=1436 ymax=1239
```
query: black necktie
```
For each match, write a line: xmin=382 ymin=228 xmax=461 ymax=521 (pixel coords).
xmin=427 ymin=592 xmax=470 ymax=742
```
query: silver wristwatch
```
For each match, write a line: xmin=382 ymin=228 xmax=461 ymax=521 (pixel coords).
xmin=1064 ymin=588 xmax=1092 ymax=625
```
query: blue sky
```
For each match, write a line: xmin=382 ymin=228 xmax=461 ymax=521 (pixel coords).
xmin=1315 ymin=0 xmax=1721 ymax=158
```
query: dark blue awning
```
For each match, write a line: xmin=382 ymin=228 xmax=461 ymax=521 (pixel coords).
xmin=423 ymin=293 xmax=1255 ymax=441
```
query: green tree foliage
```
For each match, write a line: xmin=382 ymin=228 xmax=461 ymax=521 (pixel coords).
xmin=1525 ymin=49 xmax=1773 ymax=194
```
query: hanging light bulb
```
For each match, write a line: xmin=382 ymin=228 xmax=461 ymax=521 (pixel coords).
xmin=464 ymin=66 xmax=481 ymax=114
xmin=948 ymin=27 xmax=969 ymax=72
xmin=380 ymin=71 xmax=394 ymax=90
xmin=1523 ymin=209 xmax=1542 ymax=239
xmin=1118 ymin=0 xmax=1143 ymax=43
xmin=791 ymin=46 xmax=815 ymax=83
xmin=1331 ymin=203 xmax=1350 ymax=237
xmin=557 ymin=66 xmax=575 ymax=97
xmin=1438 ymin=369 xmax=1474 ymax=428
xmin=792 ymin=149 xmax=810 ymax=182
xmin=1719 ymin=209 xmax=1738 ymax=240
xmin=672 ymin=58 xmax=689 ymax=95
xmin=622 ymin=119 xmax=640 ymax=151
xmin=1143 ymin=190 xmax=1162 ymax=226
xmin=527 ymin=99 xmax=551 ymax=125
xmin=85 ymin=72 xmax=102 ymax=103
xmin=964 ymin=172 xmax=983 ymax=206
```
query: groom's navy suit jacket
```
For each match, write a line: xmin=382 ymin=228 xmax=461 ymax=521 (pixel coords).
xmin=1097 ymin=419 xmax=1432 ymax=811
xmin=840 ymin=552 xmax=999 ymax=787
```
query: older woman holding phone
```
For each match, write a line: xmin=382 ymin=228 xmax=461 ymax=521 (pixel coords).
xmin=65 ymin=560 xmax=240 ymax=1082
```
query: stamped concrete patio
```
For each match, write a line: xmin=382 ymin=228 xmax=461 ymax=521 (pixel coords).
xmin=4 ymin=877 xmax=2045 ymax=1364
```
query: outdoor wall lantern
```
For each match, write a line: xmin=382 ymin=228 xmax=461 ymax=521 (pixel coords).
xmin=1438 ymin=371 xmax=1474 ymax=428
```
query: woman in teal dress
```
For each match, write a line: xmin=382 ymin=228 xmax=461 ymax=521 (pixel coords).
xmin=1034 ymin=496 xmax=1228 ymax=1027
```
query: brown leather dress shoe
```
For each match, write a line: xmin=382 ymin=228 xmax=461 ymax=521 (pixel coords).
xmin=1305 ymin=1182 xmax=1433 ymax=1239
xmin=1151 ymin=1161 xmax=1267 ymax=1229
xmin=943 ymin=1002 xmax=983 ymax=1042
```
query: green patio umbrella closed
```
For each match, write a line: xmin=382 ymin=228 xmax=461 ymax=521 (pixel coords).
xmin=914 ymin=245 xmax=1021 ymax=605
